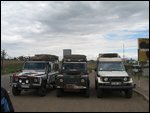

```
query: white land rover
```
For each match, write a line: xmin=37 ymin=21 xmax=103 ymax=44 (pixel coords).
xmin=95 ymin=53 xmax=136 ymax=98
xmin=10 ymin=54 xmax=59 ymax=97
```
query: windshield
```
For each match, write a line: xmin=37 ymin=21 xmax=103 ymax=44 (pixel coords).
xmin=62 ymin=63 xmax=86 ymax=73
xmin=23 ymin=62 xmax=48 ymax=70
xmin=98 ymin=62 xmax=125 ymax=71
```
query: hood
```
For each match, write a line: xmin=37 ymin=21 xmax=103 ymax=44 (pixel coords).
xmin=18 ymin=70 xmax=45 ymax=76
xmin=98 ymin=71 xmax=129 ymax=77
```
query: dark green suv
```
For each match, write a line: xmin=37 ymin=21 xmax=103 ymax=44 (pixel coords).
xmin=56 ymin=55 xmax=90 ymax=97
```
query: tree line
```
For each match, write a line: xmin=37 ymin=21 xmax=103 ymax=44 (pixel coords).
xmin=1 ymin=50 xmax=30 ymax=61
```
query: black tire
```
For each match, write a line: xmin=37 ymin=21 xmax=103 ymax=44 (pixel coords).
xmin=56 ymin=89 xmax=63 ymax=97
xmin=84 ymin=89 xmax=90 ymax=98
xmin=97 ymin=88 xmax=103 ymax=98
xmin=38 ymin=86 xmax=46 ymax=97
xmin=12 ymin=87 xmax=21 ymax=96
xmin=53 ymin=84 xmax=57 ymax=89
xmin=95 ymin=80 xmax=97 ymax=90
xmin=125 ymin=89 xmax=133 ymax=98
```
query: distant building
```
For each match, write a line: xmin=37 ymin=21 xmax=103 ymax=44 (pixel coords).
xmin=63 ymin=49 xmax=71 ymax=58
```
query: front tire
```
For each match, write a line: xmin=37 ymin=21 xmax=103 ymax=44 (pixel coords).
xmin=125 ymin=89 xmax=133 ymax=98
xmin=56 ymin=89 xmax=63 ymax=97
xmin=95 ymin=80 xmax=98 ymax=90
xmin=97 ymin=88 xmax=103 ymax=98
xmin=12 ymin=87 xmax=21 ymax=96
xmin=84 ymin=89 xmax=90 ymax=98
xmin=38 ymin=86 xmax=46 ymax=97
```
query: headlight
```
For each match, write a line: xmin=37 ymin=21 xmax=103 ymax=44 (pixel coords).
xmin=26 ymin=80 xmax=29 ymax=84
xmin=60 ymin=79 xmax=63 ymax=82
xmin=81 ymin=79 xmax=85 ymax=83
xmin=13 ymin=75 xmax=18 ymax=82
xmin=103 ymin=77 xmax=108 ymax=82
xmin=19 ymin=80 xmax=22 ymax=83
xmin=123 ymin=77 xmax=128 ymax=81
xmin=14 ymin=77 xmax=18 ymax=82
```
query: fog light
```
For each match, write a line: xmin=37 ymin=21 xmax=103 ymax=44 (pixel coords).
xmin=81 ymin=79 xmax=85 ymax=83
xmin=26 ymin=80 xmax=29 ymax=84
xmin=60 ymin=79 xmax=63 ymax=82
xmin=19 ymin=80 xmax=22 ymax=83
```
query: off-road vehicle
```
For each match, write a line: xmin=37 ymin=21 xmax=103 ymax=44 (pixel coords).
xmin=10 ymin=54 xmax=59 ymax=97
xmin=95 ymin=53 xmax=136 ymax=98
xmin=56 ymin=54 xmax=90 ymax=97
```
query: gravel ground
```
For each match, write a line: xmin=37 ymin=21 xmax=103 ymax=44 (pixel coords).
xmin=1 ymin=72 xmax=149 ymax=112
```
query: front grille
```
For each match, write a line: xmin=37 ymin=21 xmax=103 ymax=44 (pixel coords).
xmin=64 ymin=75 xmax=80 ymax=84
xmin=65 ymin=78 xmax=79 ymax=84
xmin=109 ymin=77 xmax=123 ymax=82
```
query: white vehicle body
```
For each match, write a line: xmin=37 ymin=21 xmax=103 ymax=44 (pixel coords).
xmin=95 ymin=53 xmax=136 ymax=98
xmin=10 ymin=54 xmax=59 ymax=97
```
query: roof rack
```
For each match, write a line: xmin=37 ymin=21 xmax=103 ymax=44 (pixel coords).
xmin=30 ymin=54 xmax=59 ymax=62
xmin=99 ymin=53 xmax=120 ymax=58
xmin=63 ymin=54 xmax=87 ymax=62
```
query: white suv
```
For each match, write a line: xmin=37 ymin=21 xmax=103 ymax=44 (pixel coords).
xmin=95 ymin=53 xmax=136 ymax=98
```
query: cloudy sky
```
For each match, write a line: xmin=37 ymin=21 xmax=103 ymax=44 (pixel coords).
xmin=1 ymin=1 xmax=149 ymax=60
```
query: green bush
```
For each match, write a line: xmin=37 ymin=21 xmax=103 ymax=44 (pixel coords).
xmin=1 ymin=60 xmax=24 ymax=74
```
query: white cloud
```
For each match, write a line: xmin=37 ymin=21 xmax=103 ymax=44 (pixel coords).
xmin=1 ymin=35 xmax=35 ymax=44
xmin=1 ymin=1 xmax=149 ymax=60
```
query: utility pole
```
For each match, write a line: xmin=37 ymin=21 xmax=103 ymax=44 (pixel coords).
xmin=123 ymin=44 xmax=125 ymax=62
xmin=1 ymin=50 xmax=7 ymax=71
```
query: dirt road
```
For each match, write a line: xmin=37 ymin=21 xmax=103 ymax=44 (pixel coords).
xmin=1 ymin=73 xmax=149 ymax=112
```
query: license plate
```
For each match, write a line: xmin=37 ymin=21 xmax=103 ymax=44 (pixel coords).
xmin=66 ymin=84 xmax=74 ymax=89
xmin=111 ymin=82 xmax=121 ymax=85
xmin=21 ymin=85 xmax=30 ymax=88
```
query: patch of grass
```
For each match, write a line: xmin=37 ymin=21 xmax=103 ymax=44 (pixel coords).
xmin=1 ymin=60 xmax=24 ymax=75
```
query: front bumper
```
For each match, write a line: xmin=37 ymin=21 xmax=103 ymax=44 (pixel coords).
xmin=56 ymin=84 xmax=88 ymax=90
xmin=98 ymin=83 xmax=136 ymax=90
xmin=10 ymin=75 xmax=42 ymax=89
xmin=12 ymin=83 xmax=41 ymax=90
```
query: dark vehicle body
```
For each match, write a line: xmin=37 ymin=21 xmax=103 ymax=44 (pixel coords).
xmin=56 ymin=55 xmax=90 ymax=97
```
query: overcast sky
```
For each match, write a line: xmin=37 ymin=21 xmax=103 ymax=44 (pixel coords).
xmin=1 ymin=1 xmax=149 ymax=60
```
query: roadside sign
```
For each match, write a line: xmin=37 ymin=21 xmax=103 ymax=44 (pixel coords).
xmin=138 ymin=38 xmax=149 ymax=62
xmin=138 ymin=49 xmax=149 ymax=62
xmin=138 ymin=38 xmax=149 ymax=49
